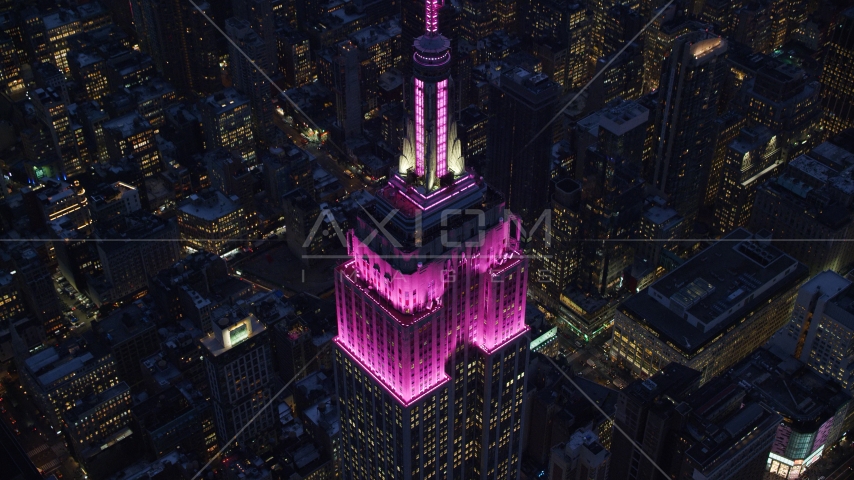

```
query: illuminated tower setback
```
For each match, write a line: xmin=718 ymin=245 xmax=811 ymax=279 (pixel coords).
xmin=333 ymin=2 xmax=530 ymax=479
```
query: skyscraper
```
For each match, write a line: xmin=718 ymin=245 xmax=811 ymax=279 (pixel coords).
xmin=31 ymin=87 xmax=90 ymax=178
xmin=820 ymin=7 xmax=854 ymax=136
xmin=529 ymin=178 xmax=581 ymax=316
xmin=737 ymin=60 xmax=821 ymax=162
xmin=226 ymin=17 xmax=276 ymax=150
xmin=131 ymin=0 xmax=220 ymax=96
xmin=642 ymin=16 xmax=701 ymax=94
xmin=334 ymin=3 xmax=530 ymax=478
xmin=651 ymin=31 xmax=727 ymax=224
xmin=232 ymin=0 xmax=277 ymax=72
xmin=200 ymin=88 xmax=257 ymax=164
xmin=486 ymin=68 xmax=560 ymax=224
xmin=202 ymin=313 xmax=277 ymax=449
xmin=333 ymin=41 xmax=363 ymax=140
xmin=713 ymin=125 xmax=782 ymax=233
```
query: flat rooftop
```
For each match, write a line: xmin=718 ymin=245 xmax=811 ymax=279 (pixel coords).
xmin=622 ymin=363 xmax=701 ymax=404
xmin=93 ymin=301 xmax=156 ymax=345
xmin=103 ymin=112 xmax=152 ymax=138
xmin=811 ymin=141 xmax=854 ymax=169
xmin=598 ymin=100 xmax=649 ymax=136
xmin=24 ymin=334 xmax=111 ymax=386
xmin=65 ymin=382 xmax=129 ymax=424
xmin=204 ymin=88 xmax=249 ymax=115
xmin=730 ymin=347 xmax=851 ymax=429
xmin=178 ymin=190 xmax=241 ymax=221
xmin=621 ymin=229 xmax=806 ymax=354
xmin=643 ymin=205 xmax=681 ymax=227
xmin=200 ymin=313 xmax=266 ymax=357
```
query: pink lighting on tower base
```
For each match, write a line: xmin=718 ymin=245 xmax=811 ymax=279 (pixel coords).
xmin=333 ymin=216 xmax=529 ymax=406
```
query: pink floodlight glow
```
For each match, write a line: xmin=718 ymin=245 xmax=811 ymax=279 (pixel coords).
xmin=334 ymin=215 xmax=529 ymax=400
xmin=336 ymin=338 xmax=451 ymax=407
xmin=425 ymin=0 xmax=441 ymax=34
xmin=415 ymin=78 xmax=425 ymax=176
xmin=436 ymin=79 xmax=448 ymax=178
xmin=476 ymin=327 xmax=530 ymax=355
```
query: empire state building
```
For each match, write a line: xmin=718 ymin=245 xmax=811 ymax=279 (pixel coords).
xmin=332 ymin=1 xmax=531 ymax=478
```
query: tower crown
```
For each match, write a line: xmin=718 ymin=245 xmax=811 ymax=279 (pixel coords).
xmin=398 ymin=0 xmax=464 ymax=195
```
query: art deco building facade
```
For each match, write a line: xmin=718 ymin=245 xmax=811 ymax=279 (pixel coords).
xmin=713 ymin=125 xmax=782 ymax=233
xmin=334 ymin=3 xmax=530 ymax=478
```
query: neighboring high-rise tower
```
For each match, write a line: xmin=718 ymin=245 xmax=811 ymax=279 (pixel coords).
xmin=226 ymin=17 xmax=276 ymax=151
xmin=334 ymin=2 xmax=530 ymax=478
xmin=486 ymin=68 xmax=560 ymax=224
xmin=820 ymin=7 xmax=854 ymax=136
xmin=651 ymin=31 xmax=727 ymax=225
xmin=202 ymin=313 xmax=277 ymax=449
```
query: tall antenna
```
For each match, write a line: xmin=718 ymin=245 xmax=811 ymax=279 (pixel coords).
xmin=425 ymin=0 xmax=442 ymax=34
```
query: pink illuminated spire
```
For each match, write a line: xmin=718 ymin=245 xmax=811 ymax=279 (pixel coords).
xmin=401 ymin=0 xmax=455 ymax=189
xmin=425 ymin=0 xmax=442 ymax=34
